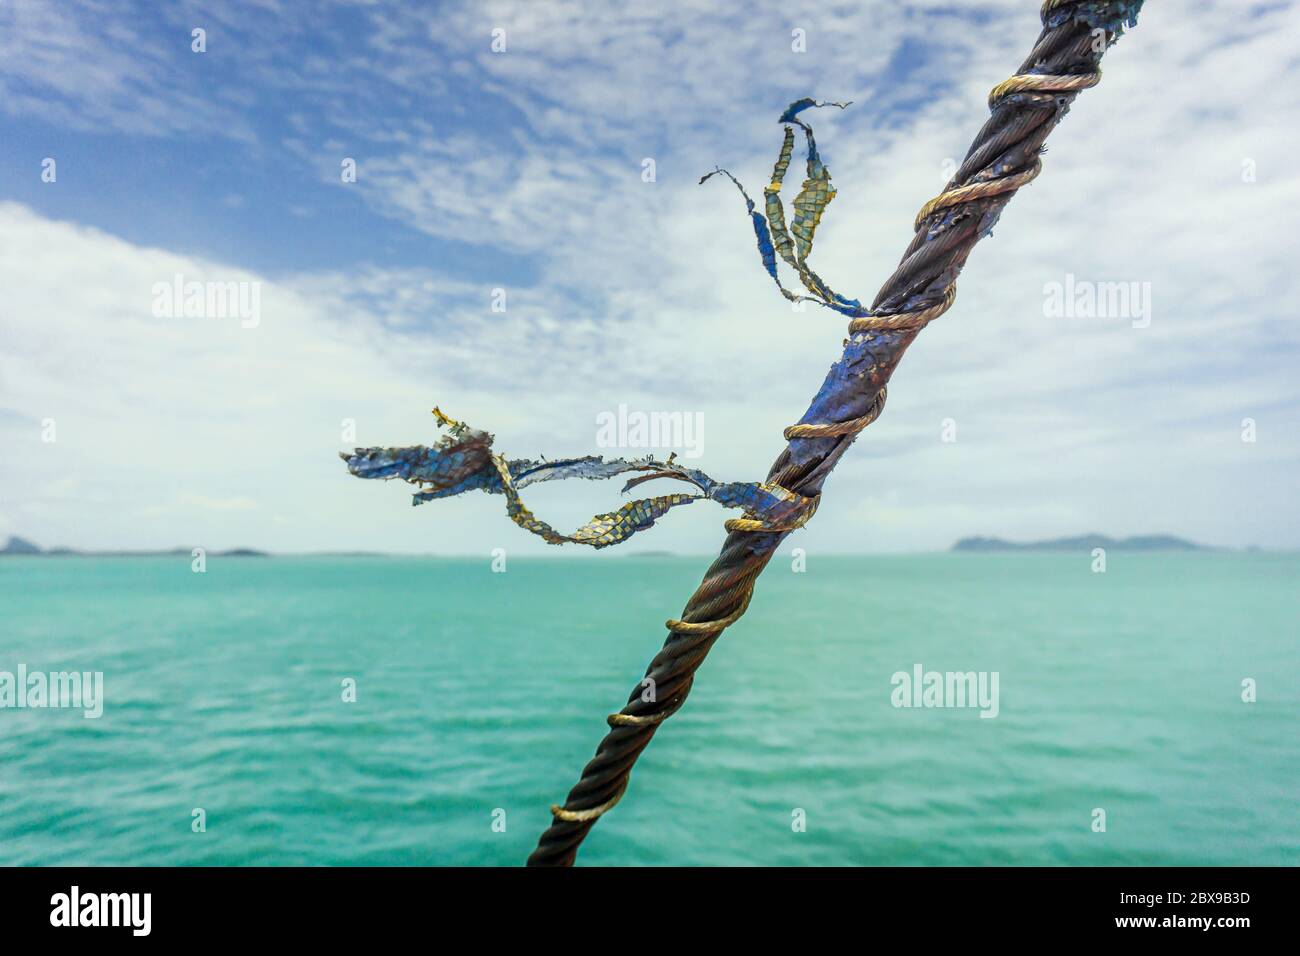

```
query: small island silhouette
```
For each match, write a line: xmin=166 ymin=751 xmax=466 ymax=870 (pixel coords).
xmin=951 ymin=534 xmax=1208 ymax=552
xmin=0 ymin=536 xmax=267 ymax=558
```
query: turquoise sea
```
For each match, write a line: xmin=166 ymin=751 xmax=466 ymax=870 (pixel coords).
xmin=1 ymin=553 xmax=1296 ymax=866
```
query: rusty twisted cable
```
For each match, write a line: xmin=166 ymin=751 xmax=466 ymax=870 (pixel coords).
xmin=528 ymin=0 xmax=1144 ymax=866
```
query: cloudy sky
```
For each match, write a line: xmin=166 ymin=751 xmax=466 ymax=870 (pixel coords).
xmin=1 ymin=0 xmax=1297 ymax=555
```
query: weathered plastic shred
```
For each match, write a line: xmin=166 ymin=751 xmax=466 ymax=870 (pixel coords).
xmin=340 ymin=412 xmax=817 ymax=549
xmin=764 ymin=127 xmax=799 ymax=268
xmin=697 ymin=167 xmax=785 ymax=290
xmin=703 ymin=99 xmax=867 ymax=318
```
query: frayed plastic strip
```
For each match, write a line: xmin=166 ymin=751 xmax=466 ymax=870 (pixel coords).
xmin=341 ymin=410 xmax=817 ymax=549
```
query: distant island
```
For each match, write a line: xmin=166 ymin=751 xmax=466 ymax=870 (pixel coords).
xmin=0 ymin=536 xmax=268 ymax=558
xmin=952 ymin=534 xmax=1208 ymax=552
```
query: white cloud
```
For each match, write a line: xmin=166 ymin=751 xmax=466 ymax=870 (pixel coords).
xmin=0 ymin=0 xmax=256 ymax=139
xmin=1 ymin=0 xmax=1298 ymax=553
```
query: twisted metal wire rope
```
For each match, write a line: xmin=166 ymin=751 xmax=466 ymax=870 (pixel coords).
xmin=528 ymin=0 xmax=1131 ymax=865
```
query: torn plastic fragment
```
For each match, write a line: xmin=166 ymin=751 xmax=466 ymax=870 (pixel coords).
xmin=702 ymin=98 xmax=867 ymax=317
xmin=340 ymin=411 xmax=818 ymax=549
